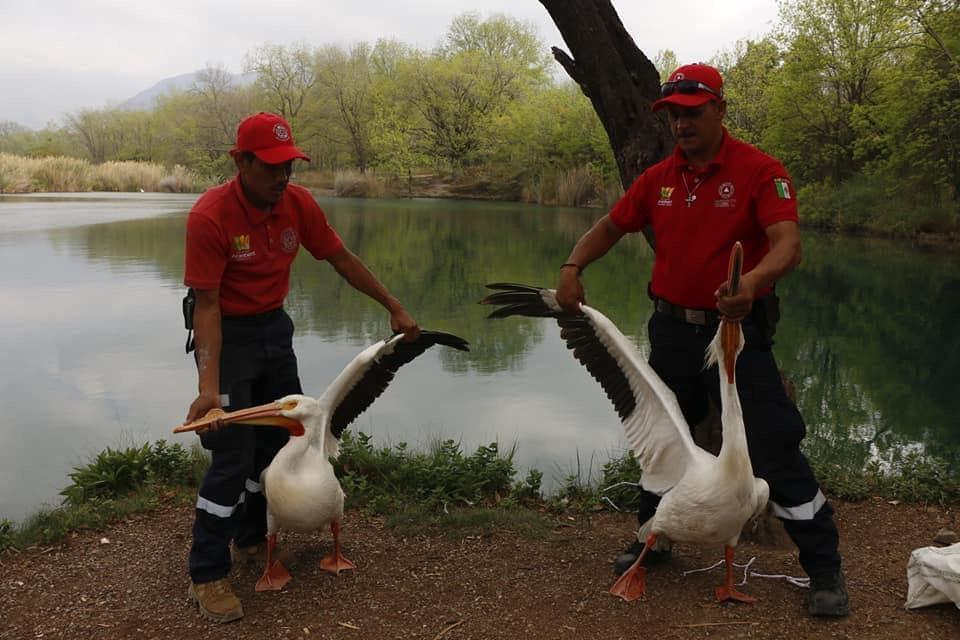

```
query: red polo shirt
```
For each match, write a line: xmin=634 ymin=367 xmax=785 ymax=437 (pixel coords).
xmin=609 ymin=129 xmax=798 ymax=309
xmin=184 ymin=177 xmax=344 ymax=316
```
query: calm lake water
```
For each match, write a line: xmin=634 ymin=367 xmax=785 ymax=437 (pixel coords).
xmin=1 ymin=192 xmax=958 ymax=523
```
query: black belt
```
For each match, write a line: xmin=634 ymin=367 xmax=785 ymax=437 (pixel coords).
xmin=222 ymin=307 xmax=285 ymax=325
xmin=653 ymin=298 xmax=720 ymax=325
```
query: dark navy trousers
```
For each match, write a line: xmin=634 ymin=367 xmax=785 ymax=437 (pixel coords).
xmin=188 ymin=308 xmax=302 ymax=584
xmin=635 ymin=309 xmax=842 ymax=578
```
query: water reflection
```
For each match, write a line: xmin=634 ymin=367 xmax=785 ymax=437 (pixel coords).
xmin=0 ymin=193 xmax=957 ymax=523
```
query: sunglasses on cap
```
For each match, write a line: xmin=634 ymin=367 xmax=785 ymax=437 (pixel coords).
xmin=660 ymin=80 xmax=723 ymax=99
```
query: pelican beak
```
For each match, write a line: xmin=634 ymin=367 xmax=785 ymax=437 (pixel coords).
xmin=720 ymin=241 xmax=744 ymax=384
xmin=174 ymin=399 xmax=305 ymax=436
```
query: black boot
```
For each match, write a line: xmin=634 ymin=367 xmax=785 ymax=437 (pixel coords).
xmin=808 ymin=570 xmax=849 ymax=617
xmin=612 ymin=539 xmax=672 ymax=576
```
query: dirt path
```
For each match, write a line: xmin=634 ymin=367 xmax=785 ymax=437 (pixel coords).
xmin=1 ymin=498 xmax=957 ymax=639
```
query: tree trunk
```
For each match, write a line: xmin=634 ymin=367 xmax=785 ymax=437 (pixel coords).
xmin=539 ymin=0 xmax=673 ymax=189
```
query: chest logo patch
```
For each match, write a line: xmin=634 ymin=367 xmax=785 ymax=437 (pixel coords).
xmin=657 ymin=186 xmax=675 ymax=206
xmin=714 ymin=181 xmax=737 ymax=208
xmin=230 ymin=234 xmax=255 ymax=261
xmin=280 ymin=227 xmax=298 ymax=253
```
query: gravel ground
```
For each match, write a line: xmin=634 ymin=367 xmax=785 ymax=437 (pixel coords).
xmin=1 ymin=496 xmax=958 ymax=639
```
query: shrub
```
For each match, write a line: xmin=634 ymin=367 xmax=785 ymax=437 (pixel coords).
xmin=334 ymin=170 xmax=382 ymax=197
xmin=0 ymin=153 xmax=206 ymax=193
xmin=336 ymin=431 xmax=515 ymax=514
xmin=555 ymin=165 xmax=599 ymax=207
xmin=60 ymin=440 xmax=200 ymax=506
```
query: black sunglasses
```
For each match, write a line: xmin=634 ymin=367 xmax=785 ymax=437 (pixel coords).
xmin=660 ymin=80 xmax=723 ymax=99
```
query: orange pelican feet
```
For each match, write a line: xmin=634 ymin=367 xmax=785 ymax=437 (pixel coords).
xmin=714 ymin=545 xmax=756 ymax=604
xmin=609 ymin=534 xmax=658 ymax=601
xmin=255 ymin=533 xmax=292 ymax=592
xmin=319 ymin=521 xmax=356 ymax=576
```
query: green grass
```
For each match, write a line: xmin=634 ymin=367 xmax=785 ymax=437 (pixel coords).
xmin=2 ymin=432 xmax=959 ymax=554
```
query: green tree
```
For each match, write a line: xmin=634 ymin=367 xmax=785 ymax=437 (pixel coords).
xmin=189 ymin=65 xmax=255 ymax=157
xmin=653 ymin=49 xmax=679 ymax=81
xmin=405 ymin=12 xmax=550 ymax=168
xmin=367 ymin=41 xmax=430 ymax=187
xmin=855 ymin=0 xmax=960 ymax=209
xmin=245 ymin=42 xmax=318 ymax=137
xmin=311 ymin=44 xmax=378 ymax=172
xmin=766 ymin=0 xmax=909 ymax=184
xmin=0 ymin=121 xmax=35 ymax=155
xmin=493 ymin=82 xmax=615 ymax=179
xmin=715 ymin=38 xmax=782 ymax=145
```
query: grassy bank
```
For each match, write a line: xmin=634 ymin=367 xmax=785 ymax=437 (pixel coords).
xmin=0 ymin=153 xmax=211 ymax=194
xmin=2 ymin=432 xmax=959 ymax=554
xmin=2 ymin=152 xmax=958 ymax=242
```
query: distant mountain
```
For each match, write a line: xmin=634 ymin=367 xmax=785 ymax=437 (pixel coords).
xmin=120 ymin=70 xmax=256 ymax=111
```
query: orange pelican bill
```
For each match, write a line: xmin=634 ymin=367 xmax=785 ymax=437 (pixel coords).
xmin=721 ymin=242 xmax=744 ymax=384
xmin=173 ymin=399 xmax=305 ymax=436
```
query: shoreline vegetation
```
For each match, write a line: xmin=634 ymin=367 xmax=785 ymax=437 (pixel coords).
xmin=0 ymin=5 xmax=956 ymax=242
xmin=1 ymin=152 xmax=958 ymax=246
xmin=3 ymin=432 xmax=959 ymax=555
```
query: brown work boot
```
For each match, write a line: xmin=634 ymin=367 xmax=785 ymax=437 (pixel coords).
xmin=231 ymin=541 xmax=266 ymax=565
xmin=188 ymin=578 xmax=243 ymax=623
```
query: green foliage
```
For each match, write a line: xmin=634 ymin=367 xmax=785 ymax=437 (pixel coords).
xmin=0 ymin=519 xmax=14 ymax=551
xmin=714 ymin=38 xmax=781 ymax=145
xmin=810 ymin=454 xmax=960 ymax=505
xmin=4 ymin=425 xmax=960 ymax=554
xmin=598 ymin=451 xmax=645 ymax=512
xmin=507 ymin=468 xmax=543 ymax=505
xmin=0 ymin=4 xmax=956 ymax=238
xmin=335 ymin=432 xmax=515 ymax=514
xmin=797 ymin=174 xmax=959 ymax=234
xmin=60 ymin=440 xmax=199 ymax=506
xmin=548 ymin=473 xmax=601 ymax=513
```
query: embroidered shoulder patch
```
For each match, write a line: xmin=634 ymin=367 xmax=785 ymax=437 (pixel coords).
xmin=773 ymin=178 xmax=792 ymax=199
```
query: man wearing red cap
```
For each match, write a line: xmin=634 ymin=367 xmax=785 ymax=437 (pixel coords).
xmin=554 ymin=64 xmax=848 ymax=617
xmin=181 ymin=112 xmax=420 ymax=623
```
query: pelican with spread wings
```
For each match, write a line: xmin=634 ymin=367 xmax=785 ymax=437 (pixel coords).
xmin=480 ymin=243 xmax=768 ymax=603
xmin=176 ymin=330 xmax=470 ymax=591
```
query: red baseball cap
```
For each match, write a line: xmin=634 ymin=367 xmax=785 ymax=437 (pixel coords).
xmin=230 ymin=112 xmax=311 ymax=164
xmin=652 ymin=63 xmax=724 ymax=111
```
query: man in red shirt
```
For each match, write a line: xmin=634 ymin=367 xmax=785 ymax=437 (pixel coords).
xmin=182 ymin=112 xmax=420 ymax=623
xmin=555 ymin=64 xmax=848 ymax=617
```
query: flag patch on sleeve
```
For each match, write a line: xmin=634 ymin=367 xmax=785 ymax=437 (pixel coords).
xmin=773 ymin=178 xmax=791 ymax=199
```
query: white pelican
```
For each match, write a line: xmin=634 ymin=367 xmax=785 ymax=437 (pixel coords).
xmin=480 ymin=243 xmax=769 ymax=603
xmin=176 ymin=330 xmax=470 ymax=591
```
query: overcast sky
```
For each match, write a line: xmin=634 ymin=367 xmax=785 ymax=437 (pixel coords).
xmin=0 ymin=0 xmax=781 ymax=129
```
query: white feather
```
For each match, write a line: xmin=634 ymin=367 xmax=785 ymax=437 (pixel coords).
xmin=497 ymin=287 xmax=769 ymax=549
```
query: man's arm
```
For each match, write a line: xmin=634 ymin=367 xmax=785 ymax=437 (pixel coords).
xmin=555 ymin=214 xmax=626 ymax=313
xmin=326 ymin=247 xmax=420 ymax=340
xmin=716 ymin=220 xmax=802 ymax=321
xmin=185 ymin=288 xmax=223 ymax=423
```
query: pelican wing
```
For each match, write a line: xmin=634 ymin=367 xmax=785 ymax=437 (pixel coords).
xmin=482 ymin=283 xmax=697 ymax=494
xmin=323 ymin=330 xmax=470 ymax=441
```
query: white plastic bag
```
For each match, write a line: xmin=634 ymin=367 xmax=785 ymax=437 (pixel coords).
xmin=905 ymin=543 xmax=960 ymax=609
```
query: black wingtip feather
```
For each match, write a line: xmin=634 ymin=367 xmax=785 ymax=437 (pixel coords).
xmin=481 ymin=281 xmax=637 ymax=422
xmin=329 ymin=329 xmax=470 ymax=437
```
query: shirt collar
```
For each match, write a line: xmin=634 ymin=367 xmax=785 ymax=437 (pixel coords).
xmin=231 ymin=176 xmax=284 ymax=225
xmin=670 ymin=126 xmax=730 ymax=174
